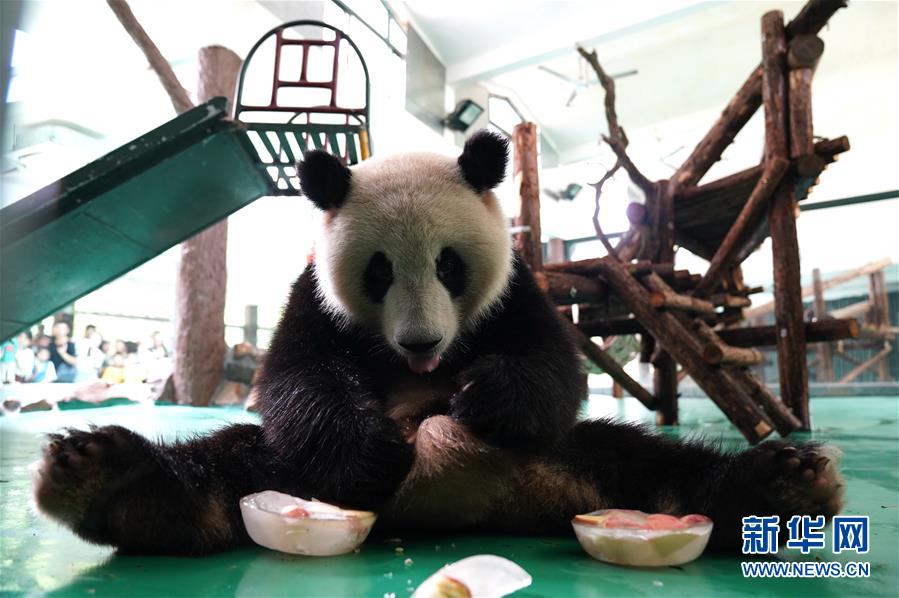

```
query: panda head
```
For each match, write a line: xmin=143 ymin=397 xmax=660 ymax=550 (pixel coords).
xmin=299 ymin=130 xmax=512 ymax=375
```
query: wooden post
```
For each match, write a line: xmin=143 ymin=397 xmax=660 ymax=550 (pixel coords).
xmin=762 ymin=10 xmax=810 ymax=430
xmin=653 ymin=351 xmax=678 ymax=425
xmin=568 ymin=322 xmax=656 ymax=410
xmin=812 ymin=268 xmax=834 ymax=381
xmin=869 ymin=270 xmax=892 ymax=381
xmin=512 ymin=122 xmax=543 ymax=271
xmin=173 ymin=46 xmax=242 ymax=405
xmin=656 ymin=179 xmax=675 ymax=263
xmin=671 ymin=0 xmax=846 ymax=189
xmin=546 ymin=237 xmax=566 ymax=264
xmin=694 ymin=158 xmax=789 ymax=295
xmin=597 ymin=260 xmax=775 ymax=443
xmin=107 ymin=2 xmax=241 ymax=406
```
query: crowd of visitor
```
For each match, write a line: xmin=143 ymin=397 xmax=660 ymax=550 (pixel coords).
xmin=0 ymin=323 xmax=171 ymax=384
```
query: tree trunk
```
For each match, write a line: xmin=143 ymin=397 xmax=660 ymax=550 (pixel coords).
xmin=173 ymin=46 xmax=242 ymax=405
xmin=512 ymin=122 xmax=543 ymax=271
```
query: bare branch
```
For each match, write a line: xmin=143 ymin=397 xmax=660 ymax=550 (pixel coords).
xmin=603 ymin=134 xmax=656 ymax=196
xmin=576 ymin=45 xmax=626 ymax=145
xmin=107 ymin=0 xmax=193 ymax=114
xmin=590 ymin=165 xmax=621 ymax=261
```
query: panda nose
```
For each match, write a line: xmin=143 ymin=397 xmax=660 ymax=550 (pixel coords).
xmin=397 ymin=337 xmax=442 ymax=354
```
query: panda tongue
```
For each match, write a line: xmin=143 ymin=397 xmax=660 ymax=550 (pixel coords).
xmin=407 ymin=354 xmax=440 ymax=375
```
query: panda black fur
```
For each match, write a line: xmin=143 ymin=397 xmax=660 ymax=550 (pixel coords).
xmin=34 ymin=131 xmax=845 ymax=555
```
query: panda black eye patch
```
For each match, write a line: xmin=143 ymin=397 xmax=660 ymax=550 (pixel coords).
xmin=436 ymin=247 xmax=467 ymax=297
xmin=363 ymin=251 xmax=393 ymax=303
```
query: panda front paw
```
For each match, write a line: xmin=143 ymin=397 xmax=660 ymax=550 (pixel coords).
xmin=33 ymin=425 xmax=154 ymax=530
xmin=743 ymin=440 xmax=845 ymax=521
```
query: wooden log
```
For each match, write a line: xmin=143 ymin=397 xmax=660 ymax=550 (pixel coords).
xmin=787 ymin=34 xmax=825 ymax=69
xmin=695 ymin=158 xmax=790 ymax=295
xmin=657 ymin=179 xmax=676 ymax=263
xmin=702 ymin=341 xmax=764 ymax=366
xmin=708 ymin=294 xmax=753 ymax=309
xmin=745 ymin=258 xmax=891 ymax=320
xmin=814 ymin=135 xmax=851 ymax=157
xmin=734 ymin=363 xmax=803 ymax=435
xmin=839 ymin=343 xmax=893 ymax=383
xmin=724 ymin=319 xmax=858 ymax=347
xmin=546 ymin=237 xmax=565 ymax=264
xmin=693 ymin=320 xmax=762 ymax=366
xmin=692 ymin=320 xmax=799 ymax=435
xmin=786 ymin=1 xmax=848 ymax=39
xmin=579 ymin=317 xmax=859 ymax=347
xmin=596 ymin=261 xmax=775 ymax=443
xmin=512 ymin=122 xmax=543 ymax=271
xmin=762 ymin=11 xmax=789 ymax=160
xmin=829 ymin=300 xmax=872 ymax=321
xmin=640 ymin=333 xmax=656 ymax=363
xmin=763 ymin=10 xmax=810 ymax=429
xmin=789 ymin=68 xmax=815 ymax=158
xmin=536 ymin=271 xmax=606 ymax=305
xmin=653 ymin=350 xmax=679 ymax=425
xmin=673 ymin=67 xmax=763 ymax=189
xmin=770 ymin=184 xmax=809 ymax=427
xmin=869 ymin=270 xmax=892 ymax=381
xmin=547 ymin=260 xmax=695 ymax=289
xmin=568 ymin=322 xmax=656 ymax=410
xmin=648 ymin=290 xmax=716 ymax=315
xmin=812 ymin=268 xmax=834 ymax=382
xmin=671 ymin=0 xmax=846 ymax=188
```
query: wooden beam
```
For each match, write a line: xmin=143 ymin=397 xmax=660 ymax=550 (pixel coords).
xmin=702 ymin=342 xmax=763 ymax=366
xmin=869 ymin=270 xmax=893 ymax=381
xmin=831 ymin=300 xmax=872 ymax=321
xmin=568 ymin=322 xmax=656 ymax=410
xmin=812 ymin=268 xmax=834 ymax=382
xmin=512 ymin=122 xmax=543 ymax=271
xmin=671 ymin=0 xmax=846 ymax=188
xmin=695 ymin=158 xmax=790 ymax=295
xmin=653 ymin=351 xmax=678 ymax=425
xmin=579 ymin=317 xmax=858 ymax=347
xmin=597 ymin=261 xmax=775 ymax=443
xmin=536 ymin=271 xmax=606 ymax=305
xmin=648 ymin=290 xmax=716 ymax=315
xmin=839 ymin=344 xmax=893 ymax=383
xmin=763 ymin=10 xmax=810 ymax=429
xmin=787 ymin=34 xmax=825 ymax=70
xmin=692 ymin=319 xmax=800 ymax=435
xmin=745 ymin=258 xmax=891 ymax=319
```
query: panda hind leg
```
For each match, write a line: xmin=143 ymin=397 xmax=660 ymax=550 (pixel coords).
xmin=522 ymin=419 xmax=844 ymax=550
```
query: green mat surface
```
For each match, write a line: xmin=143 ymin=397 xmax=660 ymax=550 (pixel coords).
xmin=1 ymin=397 xmax=897 ymax=597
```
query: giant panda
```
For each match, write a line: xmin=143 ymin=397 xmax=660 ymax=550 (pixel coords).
xmin=34 ymin=131 xmax=844 ymax=555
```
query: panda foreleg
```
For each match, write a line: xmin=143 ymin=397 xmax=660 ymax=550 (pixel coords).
xmin=556 ymin=419 xmax=845 ymax=550
xmin=34 ymin=423 xmax=283 ymax=554
xmin=449 ymin=351 xmax=583 ymax=451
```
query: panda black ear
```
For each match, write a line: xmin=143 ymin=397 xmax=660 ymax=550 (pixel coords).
xmin=457 ymin=130 xmax=509 ymax=193
xmin=297 ymin=150 xmax=352 ymax=210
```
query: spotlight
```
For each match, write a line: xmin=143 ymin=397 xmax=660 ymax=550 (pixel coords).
xmin=443 ymin=99 xmax=484 ymax=132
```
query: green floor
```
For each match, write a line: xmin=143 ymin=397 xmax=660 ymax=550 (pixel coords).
xmin=1 ymin=397 xmax=897 ymax=597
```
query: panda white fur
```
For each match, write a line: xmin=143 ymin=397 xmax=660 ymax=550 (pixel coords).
xmin=34 ymin=131 xmax=845 ymax=554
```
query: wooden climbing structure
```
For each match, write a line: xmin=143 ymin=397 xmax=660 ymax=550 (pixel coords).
xmin=513 ymin=0 xmax=859 ymax=443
